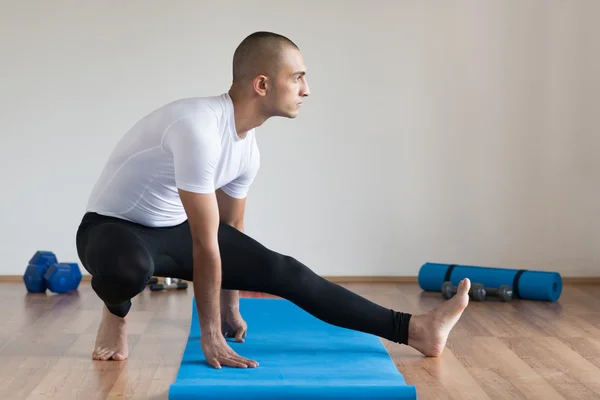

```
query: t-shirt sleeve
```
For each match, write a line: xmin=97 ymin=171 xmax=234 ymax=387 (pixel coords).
xmin=162 ymin=115 xmax=221 ymax=194
xmin=220 ymin=139 xmax=260 ymax=199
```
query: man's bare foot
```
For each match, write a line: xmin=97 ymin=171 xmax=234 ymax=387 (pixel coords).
xmin=92 ymin=305 xmax=129 ymax=361
xmin=408 ymin=278 xmax=471 ymax=357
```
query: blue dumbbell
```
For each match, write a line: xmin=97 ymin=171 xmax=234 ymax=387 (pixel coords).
xmin=23 ymin=251 xmax=83 ymax=293
xmin=44 ymin=263 xmax=82 ymax=293
xmin=23 ymin=251 xmax=58 ymax=293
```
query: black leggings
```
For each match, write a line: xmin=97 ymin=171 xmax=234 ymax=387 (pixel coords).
xmin=75 ymin=212 xmax=412 ymax=345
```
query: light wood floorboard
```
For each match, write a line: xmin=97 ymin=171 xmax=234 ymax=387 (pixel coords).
xmin=0 ymin=281 xmax=599 ymax=399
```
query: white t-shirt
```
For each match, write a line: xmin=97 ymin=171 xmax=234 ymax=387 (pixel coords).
xmin=86 ymin=93 xmax=260 ymax=227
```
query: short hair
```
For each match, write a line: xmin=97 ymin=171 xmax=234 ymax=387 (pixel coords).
xmin=232 ymin=31 xmax=299 ymax=84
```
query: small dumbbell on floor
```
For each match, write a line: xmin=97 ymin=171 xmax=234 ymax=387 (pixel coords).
xmin=441 ymin=281 xmax=483 ymax=300
xmin=479 ymin=284 xmax=513 ymax=302
xmin=441 ymin=281 xmax=513 ymax=302
xmin=147 ymin=277 xmax=188 ymax=292
xmin=23 ymin=250 xmax=82 ymax=294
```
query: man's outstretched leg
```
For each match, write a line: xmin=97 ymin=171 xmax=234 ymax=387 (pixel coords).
xmin=216 ymin=223 xmax=470 ymax=356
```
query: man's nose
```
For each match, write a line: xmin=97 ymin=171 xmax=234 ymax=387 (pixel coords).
xmin=302 ymin=82 xmax=310 ymax=97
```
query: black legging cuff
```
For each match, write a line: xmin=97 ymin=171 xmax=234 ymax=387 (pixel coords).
xmin=107 ymin=301 xmax=131 ymax=318
xmin=394 ymin=311 xmax=412 ymax=345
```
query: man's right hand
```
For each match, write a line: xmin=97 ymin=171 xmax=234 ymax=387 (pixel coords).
xmin=200 ymin=332 xmax=258 ymax=369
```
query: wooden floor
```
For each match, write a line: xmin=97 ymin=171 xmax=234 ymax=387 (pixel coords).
xmin=1 ymin=281 xmax=599 ymax=400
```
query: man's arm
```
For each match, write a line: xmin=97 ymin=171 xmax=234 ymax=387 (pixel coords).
xmin=178 ymin=189 xmax=222 ymax=335
xmin=216 ymin=189 xmax=246 ymax=310
xmin=179 ymin=188 xmax=257 ymax=368
xmin=164 ymin=113 xmax=256 ymax=368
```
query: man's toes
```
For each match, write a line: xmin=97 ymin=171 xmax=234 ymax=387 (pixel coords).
xmin=92 ymin=348 xmax=104 ymax=359
xmin=94 ymin=348 xmax=112 ymax=360
xmin=112 ymin=352 xmax=127 ymax=361
xmin=458 ymin=278 xmax=471 ymax=293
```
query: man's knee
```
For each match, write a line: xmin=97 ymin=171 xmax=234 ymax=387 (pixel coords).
xmin=83 ymin=223 xmax=154 ymax=302
xmin=265 ymin=253 xmax=315 ymax=290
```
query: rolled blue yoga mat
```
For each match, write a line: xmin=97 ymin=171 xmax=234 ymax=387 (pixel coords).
xmin=418 ymin=262 xmax=562 ymax=301
xmin=169 ymin=298 xmax=417 ymax=400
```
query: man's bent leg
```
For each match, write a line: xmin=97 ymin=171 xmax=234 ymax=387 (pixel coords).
xmin=76 ymin=214 xmax=156 ymax=360
xmin=78 ymin=221 xmax=154 ymax=317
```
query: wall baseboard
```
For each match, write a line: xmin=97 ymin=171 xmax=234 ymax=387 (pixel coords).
xmin=325 ymin=276 xmax=600 ymax=284
xmin=3 ymin=275 xmax=600 ymax=283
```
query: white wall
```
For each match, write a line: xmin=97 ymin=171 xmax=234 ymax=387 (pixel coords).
xmin=1 ymin=1 xmax=598 ymax=277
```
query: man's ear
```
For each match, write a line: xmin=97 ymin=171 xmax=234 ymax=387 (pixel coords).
xmin=253 ymin=75 xmax=269 ymax=96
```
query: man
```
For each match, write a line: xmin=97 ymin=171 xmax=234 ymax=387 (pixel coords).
xmin=76 ymin=31 xmax=471 ymax=369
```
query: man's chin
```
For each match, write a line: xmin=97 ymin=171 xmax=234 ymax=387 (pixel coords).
xmin=272 ymin=107 xmax=300 ymax=119
xmin=287 ymin=109 xmax=301 ymax=118
xmin=276 ymin=112 xmax=299 ymax=119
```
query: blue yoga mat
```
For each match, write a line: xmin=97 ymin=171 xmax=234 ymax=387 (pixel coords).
xmin=418 ymin=262 xmax=562 ymax=301
xmin=169 ymin=298 xmax=417 ymax=400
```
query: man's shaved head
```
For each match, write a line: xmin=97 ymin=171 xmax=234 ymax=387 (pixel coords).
xmin=228 ymin=31 xmax=309 ymax=123
xmin=232 ymin=31 xmax=299 ymax=85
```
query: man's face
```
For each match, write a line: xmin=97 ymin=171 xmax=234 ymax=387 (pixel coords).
xmin=267 ymin=48 xmax=310 ymax=118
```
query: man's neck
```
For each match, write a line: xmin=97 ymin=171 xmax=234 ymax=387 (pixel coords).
xmin=228 ymin=87 xmax=269 ymax=138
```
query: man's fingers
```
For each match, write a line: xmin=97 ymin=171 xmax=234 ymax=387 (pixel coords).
xmin=208 ymin=357 xmax=222 ymax=369
xmin=221 ymin=356 xmax=249 ymax=368
xmin=224 ymin=330 xmax=242 ymax=341
xmin=212 ymin=354 xmax=258 ymax=369
xmin=235 ymin=355 xmax=258 ymax=368
xmin=225 ymin=350 xmax=258 ymax=368
xmin=235 ymin=330 xmax=245 ymax=343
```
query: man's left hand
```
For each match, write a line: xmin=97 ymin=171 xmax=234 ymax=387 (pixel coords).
xmin=221 ymin=308 xmax=247 ymax=343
